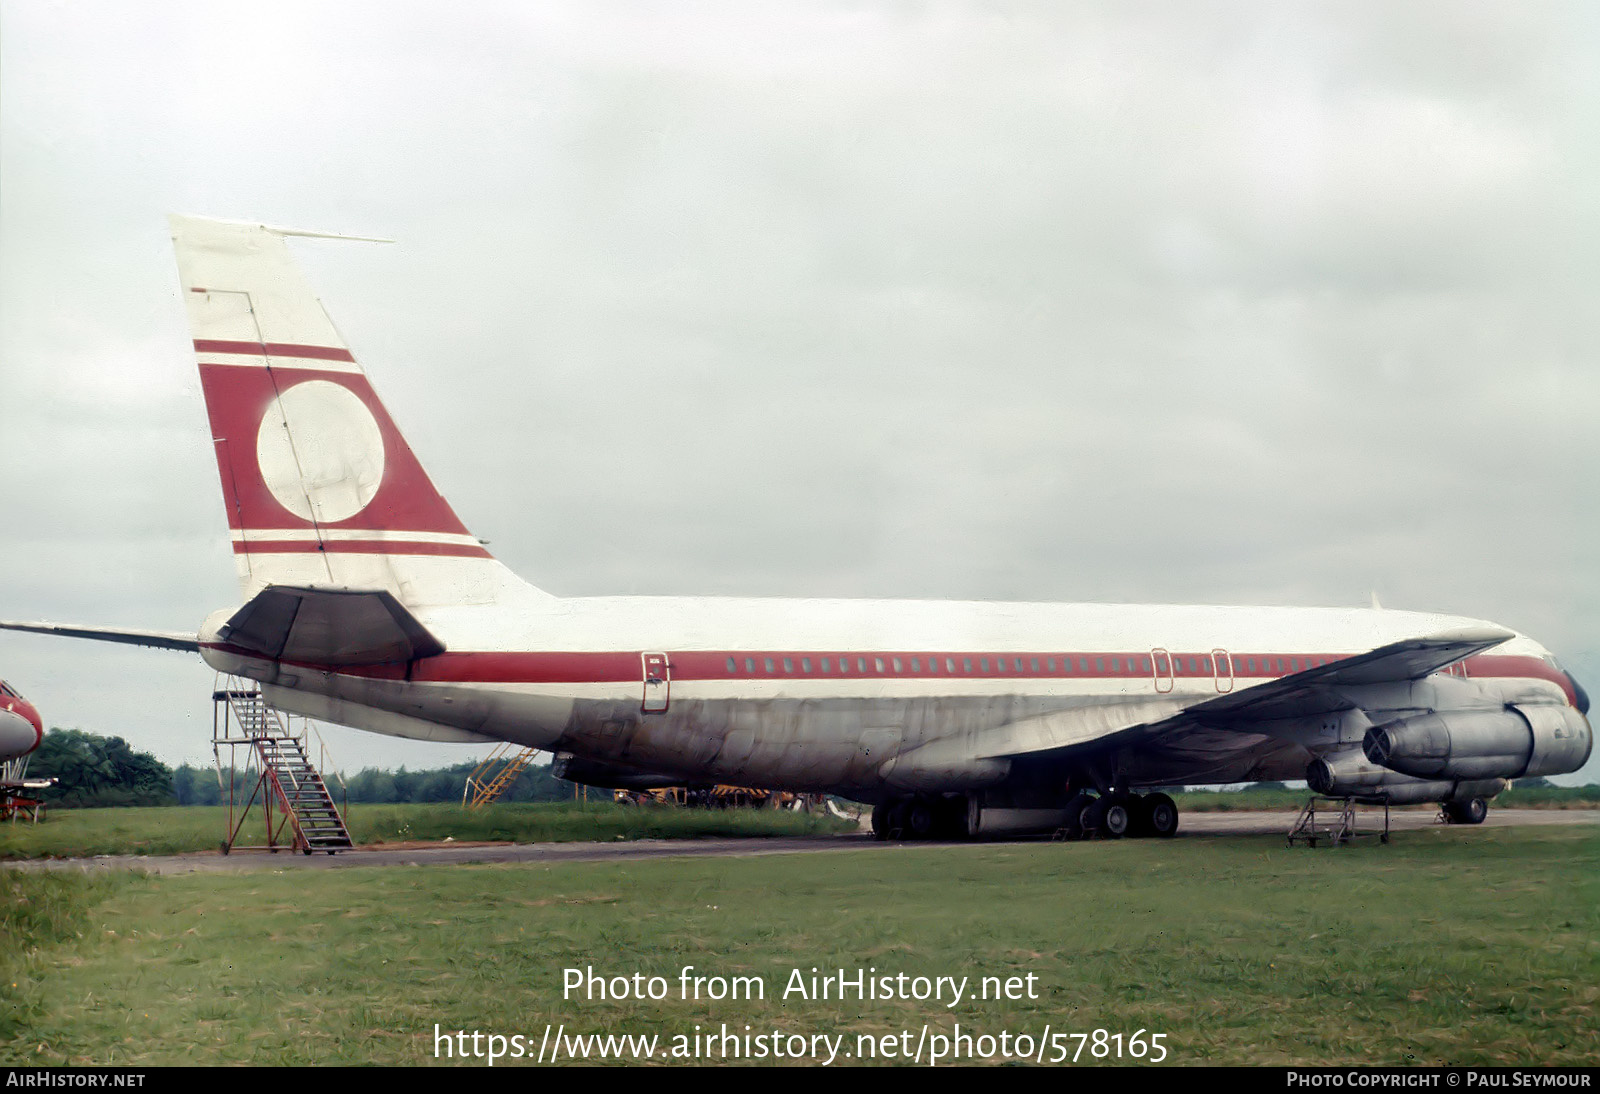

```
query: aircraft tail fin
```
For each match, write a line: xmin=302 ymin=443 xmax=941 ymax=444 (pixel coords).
xmin=169 ymin=215 xmax=547 ymax=609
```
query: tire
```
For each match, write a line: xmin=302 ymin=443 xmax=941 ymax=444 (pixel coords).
xmin=1445 ymin=797 xmax=1488 ymax=825
xmin=1061 ymin=793 xmax=1094 ymax=841
xmin=887 ymin=800 xmax=911 ymax=839
xmin=1101 ymin=797 xmax=1132 ymax=839
xmin=870 ymin=802 xmax=890 ymax=841
xmin=1081 ymin=796 xmax=1109 ymax=837
xmin=1128 ymin=794 xmax=1153 ymax=836
xmin=1145 ymin=793 xmax=1180 ymax=838
xmin=938 ymin=796 xmax=972 ymax=840
xmin=907 ymin=801 xmax=937 ymax=840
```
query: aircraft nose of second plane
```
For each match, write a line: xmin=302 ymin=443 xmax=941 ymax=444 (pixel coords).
xmin=0 ymin=706 xmax=41 ymax=762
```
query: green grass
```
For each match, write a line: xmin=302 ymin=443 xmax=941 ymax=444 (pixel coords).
xmin=1175 ymin=785 xmax=1600 ymax=812
xmin=0 ymin=802 xmax=854 ymax=861
xmin=0 ymin=871 xmax=133 ymax=1042
xmin=2 ymin=826 xmax=1595 ymax=1066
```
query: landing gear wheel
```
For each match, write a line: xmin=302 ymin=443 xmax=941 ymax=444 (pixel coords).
xmin=1061 ymin=793 xmax=1094 ymax=841
xmin=907 ymin=801 xmax=937 ymax=840
xmin=1100 ymin=796 xmax=1132 ymax=839
xmin=870 ymin=802 xmax=890 ymax=841
xmin=936 ymin=796 xmax=971 ymax=840
xmin=1444 ymin=797 xmax=1488 ymax=825
xmin=1145 ymin=793 xmax=1180 ymax=838
xmin=1128 ymin=794 xmax=1153 ymax=836
xmin=1080 ymin=795 xmax=1106 ymax=837
xmin=887 ymin=801 xmax=911 ymax=840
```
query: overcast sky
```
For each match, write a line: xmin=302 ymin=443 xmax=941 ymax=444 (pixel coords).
xmin=1 ymin=2 xmax=1595 ymax=783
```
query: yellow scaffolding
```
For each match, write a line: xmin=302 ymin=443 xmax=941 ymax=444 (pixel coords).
xmin=463 ymin=743 xmax=541 ymax=808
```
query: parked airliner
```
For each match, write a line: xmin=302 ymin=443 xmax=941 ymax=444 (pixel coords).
xmin=1 ymin=216 xmax=1590 ymax=839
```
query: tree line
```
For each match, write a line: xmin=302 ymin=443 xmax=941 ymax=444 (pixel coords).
xmin=26 ymin=728 xmax=576 ymax=808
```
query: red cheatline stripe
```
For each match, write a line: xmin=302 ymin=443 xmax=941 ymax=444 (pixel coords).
xmin=192 ymin=646 xmax=1569 ymax=703
xmin=193 ymin=339 xmax=356 ymax=362
xmin=234 ymin=540 xmax=492 ymax=559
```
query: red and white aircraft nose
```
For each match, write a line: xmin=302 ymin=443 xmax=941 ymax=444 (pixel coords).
xmin=0 ymin=705 xmax=41 ymax=762
xmin=0 ymin=694 xmax=43 ymax=762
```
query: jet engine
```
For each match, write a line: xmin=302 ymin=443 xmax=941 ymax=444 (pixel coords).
xmin=1363 ymin=704 xmax=1592 ymax=781
xmin=1306 ymin=749 xmax=1505 ymax=805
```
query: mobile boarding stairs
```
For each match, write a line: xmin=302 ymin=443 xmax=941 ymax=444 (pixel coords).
xmin=212 ymin=678 xmax=353 ymax=855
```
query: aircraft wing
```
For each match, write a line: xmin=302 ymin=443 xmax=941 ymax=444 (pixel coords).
xmin=1178 ymin=625 xmax=1516 ymax=726
xmin=0 ymin=620 xmax=200 ymax=652
xmin=216 ymin=586 xmax=446 ymax=666
xmin=968 ymin=626 xmax=1517 ymax=764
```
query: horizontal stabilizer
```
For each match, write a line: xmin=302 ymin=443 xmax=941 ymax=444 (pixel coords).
xmin=219 ymin=586 xmax=445 ymax=666
xmin=0 ymin=620 xmax=199 ymax=652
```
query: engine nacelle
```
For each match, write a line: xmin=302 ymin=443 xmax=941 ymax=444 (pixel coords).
xmin=1364 ymin=705 xmax=1592 ymax=780
xmin=1307 ymin=750 xmax=1505 ymax=805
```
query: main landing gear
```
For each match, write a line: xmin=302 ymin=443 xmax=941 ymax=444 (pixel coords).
xmin=1441 ymin=797 xmax=1488 ymax=825
xmin=1059 ymin=791 xmax=1180 ymax=841
xmin=869 ymin=796 xmax=968 ymax=841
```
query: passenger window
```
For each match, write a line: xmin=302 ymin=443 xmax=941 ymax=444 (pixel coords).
xmin=947 ymin=658 xmax=957 ymax=673
xmin=1080 ymin=657 xmax=1091 ymax=673
xmin=874 ymin=658 xmax=885 ymax=673
xmin=821 ymin=658 xmax=831 ymax=673
xmin=1246 ymin=658 xmax=1256 ymax=673
xmin=801 ymin=658 xmax=812 ymax=673
xmin=745 ymin=658 xmax=756 ymax=673
xmin=980 ymin=658 xmax=989 ymax=672
xmin=858 ymin=658 xmax=868 ymax=673
xmin=963 ymin=658 xmax=972 ymax=673
xmin=1045 ymin=658 xmax=1055 ymax=673
xmin=783 ymin=658 xmax=793 ymax=673
xmin=1095 ymin=658 xmax=1105 ymax=673
xmin=1014 ymin=658 xmax=1024 ymax=672
xmin=910 ymin=658 xmax=920 ymax=672
xmin=726 ymin=657 xmax=737 ymax=673
xmin=764 ymin=657 xmax=775 ymax=673
xmin=892 ymin=658 xmax=902 ymax=673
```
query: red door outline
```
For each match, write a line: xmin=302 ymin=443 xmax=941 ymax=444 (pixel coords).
xmin=1212 ymin=648 xmax=1234 ymax=693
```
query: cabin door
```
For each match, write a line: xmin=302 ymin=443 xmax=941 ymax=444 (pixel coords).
xmin=641 ymin=653 xmax=671 ymax=714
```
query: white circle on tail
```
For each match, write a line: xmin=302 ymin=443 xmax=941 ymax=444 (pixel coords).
xmin=256 ymin=380 xmax=386 ymax=523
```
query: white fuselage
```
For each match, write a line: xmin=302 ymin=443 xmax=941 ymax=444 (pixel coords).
xmin=200 ymin=596 xmax=1576 ymax=797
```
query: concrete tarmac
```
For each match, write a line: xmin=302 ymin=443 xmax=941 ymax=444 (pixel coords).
xmin=4 ymin=808 xmax=1592 ymax=876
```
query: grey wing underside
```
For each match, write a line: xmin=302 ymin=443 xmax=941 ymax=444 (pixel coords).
xmin=983 ymin=626 xmax=1517 ymax=765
